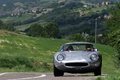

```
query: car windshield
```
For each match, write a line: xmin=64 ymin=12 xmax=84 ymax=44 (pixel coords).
xmin=62 ymin=44 xmax=95 ymax=51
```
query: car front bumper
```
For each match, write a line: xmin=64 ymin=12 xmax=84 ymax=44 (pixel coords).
xmin=54 ymin=60 xmax=101 ymax=73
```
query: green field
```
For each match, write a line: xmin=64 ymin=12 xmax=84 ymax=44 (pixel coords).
xmin=0 ymin=35 xmax=117 ymax=74
xmin=1 ymin=14 xmax=33 ymax=24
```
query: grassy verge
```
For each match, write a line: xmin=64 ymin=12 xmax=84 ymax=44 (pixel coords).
xmin=95 ymin=71 xmax=120 ymax=80
xmin=95 ymin=44 xmax=117 ymax=74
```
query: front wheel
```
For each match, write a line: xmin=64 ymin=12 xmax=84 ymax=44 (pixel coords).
xmin=54 ymin=65 xmax=64 ymax=77
xmin=94 ymin=64 xmax=102 ymax=76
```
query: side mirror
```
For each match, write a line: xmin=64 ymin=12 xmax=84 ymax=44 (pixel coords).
xmin=94 ymin=49 xmax=98 ymax=51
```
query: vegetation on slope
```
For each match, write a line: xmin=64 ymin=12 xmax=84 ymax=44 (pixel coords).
xmin=0 ymin=34 xmax=117 ymax=74
xmin=95 ymin=2 xmax=120 ymax=80
xmin=0 ymin=0 xmax=115 ymax=36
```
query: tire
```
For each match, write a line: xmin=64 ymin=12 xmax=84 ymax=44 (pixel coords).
xmin=54 ymin=65 xmax=64 ymax=77
xmin=94 ymin=64 xmax=102 ymax=76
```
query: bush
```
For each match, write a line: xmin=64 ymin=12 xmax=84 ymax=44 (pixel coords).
xmin=0 ymin=55 xmax=52 ymax=72
xmin=95 ymin=77 xmax=104 ymax=80
xmin=95 ymin=72 xmax=120 ymax=80
xmin=33 ymin=61 xmax=52 ymax=72
xmin=0 ymin=55 xmax=34 ymax=70
xmin=105 ymin=71 xmax=120 ymax=80
xmin=27 ymin=22 xmax=60 ymax=38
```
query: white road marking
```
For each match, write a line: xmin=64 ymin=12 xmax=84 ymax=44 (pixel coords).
xmin=8 ymin=74 xmax=46 ymax=80
xmin=0 ymin=73 xmax=46 ymax=80
xmin=0 ymin=73 xmax=8 ymax=76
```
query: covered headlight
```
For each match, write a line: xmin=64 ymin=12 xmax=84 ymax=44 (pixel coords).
xmin=57 ymin=54 xmax=64 ymax=61
xmin=90 ymin=54 xmax=99 ymax=61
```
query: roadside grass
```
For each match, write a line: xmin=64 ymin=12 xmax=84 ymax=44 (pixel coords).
xmin=95 ymin=44 xmax=117 ymax=74
xmin=0 ymin=35 xmax=117 ymax=74
xmin=95 ymin=71 xmax=120 ymax=80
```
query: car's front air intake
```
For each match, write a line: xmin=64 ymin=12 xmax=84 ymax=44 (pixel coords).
xmin=65 ymin=63 xmax=88 ymax=66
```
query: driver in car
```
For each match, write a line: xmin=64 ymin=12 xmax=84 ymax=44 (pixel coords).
xmin=85 ymin=45 xmax=91 ymax=51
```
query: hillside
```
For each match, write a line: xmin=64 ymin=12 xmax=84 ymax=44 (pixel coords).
xmin=0 ymin=0 xmax=117 ymax=36
xmin=0 ymin=0 xmax=117 ymax=16
xmin=83 ymin=0 xmax=118 ymax=3
xmin=14 ymin=2 xmax=115 ymax=36
xmin=0 ymin=30 xmax=26 ymax=36
xmin=0 ymin=0 xmax=57 ymax=16
xmin=0 ymin=35 xmax=117 ymax=74
xmin=0 ymin=0 xmax=118 ymax=5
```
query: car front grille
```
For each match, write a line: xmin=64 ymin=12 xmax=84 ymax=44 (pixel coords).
xmin=65 ymin=63 xmax=88 ymax=66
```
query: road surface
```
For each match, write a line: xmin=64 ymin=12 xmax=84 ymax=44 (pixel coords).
xmin=0 ymin=72 xmax=107 ymax=80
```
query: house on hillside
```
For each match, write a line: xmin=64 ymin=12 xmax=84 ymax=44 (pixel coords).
xmin=102 ymin=2 xmax=105 ymax=6
xmin=104 ymin=14 xmax=112 ymax=19
xmin=24 ymin=10 xmax=29 ymax=14
xmin=83 ymin=5 xmax=87 ymax=8
xmin=11 ymin=12 xmax=22 ymax=17
xmin=42 ymin=9 xmax=53 ymax=14
xmin=98 ymin=34 xmax=103 ymax=37
xmin=101 ymin=1 xmax=111 ymax=6
xmin=80 ymin=13 xmax=84 ymax=16
xmin=96 ymin=3 xmax=100 ymax=6
xmin=105 ymin=1 xmax=111 ymax=5
xmin=32 ymin=9 xmax=38 ymax=13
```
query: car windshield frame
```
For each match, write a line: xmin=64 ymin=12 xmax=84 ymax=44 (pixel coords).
xmin=60 ymin=43 xmax=95 ymax=51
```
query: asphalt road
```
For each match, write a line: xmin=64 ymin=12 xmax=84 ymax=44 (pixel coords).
xmin=0 ymin=72 xmax=107 ymax=80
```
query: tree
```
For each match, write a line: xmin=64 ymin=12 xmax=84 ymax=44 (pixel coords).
xmin=0 ymin=20 xmax=3 ymax=26
xmin=73 ymin=33 xmax=83 ymax=41
xmin=105 ymin=2 xmax=120 ymax=63
xmin=105 ymin=2 xmax=120 ymax=47
xmin=27 ymin=23 xmax=43 ymax=37
xmin=0 ymin=20 xmax=15 ymax=31
xmin=27 ymin=22 xmax=60 ymax=38
xmin=44 ymin=22 xmax=59 ymax=38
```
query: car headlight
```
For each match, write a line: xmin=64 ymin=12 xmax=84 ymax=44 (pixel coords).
xmin=90 ymin=54 xmax=99 ymax=61
xmin=57 ymin=54 xmax=64 ymax=61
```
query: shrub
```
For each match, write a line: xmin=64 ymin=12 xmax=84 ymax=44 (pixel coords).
xmin=95 ymin=72 xmax=120 ymax=80
xmin=33 ymin=61 xmax=52 ymax=72
xmin=0 ymin=55 xmax=35 ymax=70
xmin=104 ymin=71 xmax=120 ymax=80
xmin=95 ymin=77 xmax=104 ymax=80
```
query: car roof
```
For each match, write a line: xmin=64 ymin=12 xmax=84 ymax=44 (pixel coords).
xmin=64 ymin=42 xmax=93 ymax=45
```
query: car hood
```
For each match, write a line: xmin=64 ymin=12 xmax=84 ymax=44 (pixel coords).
xmin=62 ymin=51 xmax=93 ymax=62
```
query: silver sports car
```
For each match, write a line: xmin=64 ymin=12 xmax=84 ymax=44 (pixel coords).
xmin=54 ymin=42 xmax=102 ymax=77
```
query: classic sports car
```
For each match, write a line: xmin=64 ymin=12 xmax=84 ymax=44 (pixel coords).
xmin=54 ymin=42 xmax=102 ymax=77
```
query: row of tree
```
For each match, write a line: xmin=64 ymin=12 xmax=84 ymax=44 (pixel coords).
xmin=26 ymin=22 xmax=60 ymax=38
xmin=0 ymin=20 xmax=15 ymax=31
xmin=104 ymin=2 xmax=120 ymax=65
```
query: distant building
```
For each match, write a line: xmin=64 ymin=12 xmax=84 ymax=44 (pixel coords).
xmin=42 ymin=9 xmax=53 ymax=14
xmin=98 ymin=34 xmax=103 ymax=37
xmin=104 ymin=15 xmax=112 ymax=19
xmin=24 ymin=10 xmax=29 ymax=13
xmin=3 ymin=4 xmax=6 ymax=7
xmin=102 ymin=2 xmax=105 ymax=6
xmin=83 ymin=5 xmax=87 ymax=8
xmin=11 ymin=14 xmax=14 ymax=16
xmin=43 ymin=25 xmax=45 ymax=28
xmin=96 ymin=3 xmax=100 ymax=6
xmin=106 ymin=1 xmax=111 ymax=5
xmin=80 ymin=13 xmax=84 ymax=16
xmin=101 ymin=1 xmax=111 ymax=6
xmin=32 ymin=9 xmax=38 ymax=13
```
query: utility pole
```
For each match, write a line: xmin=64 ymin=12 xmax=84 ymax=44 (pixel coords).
xmin=95 ymin=18 xmax=97 ymax=44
